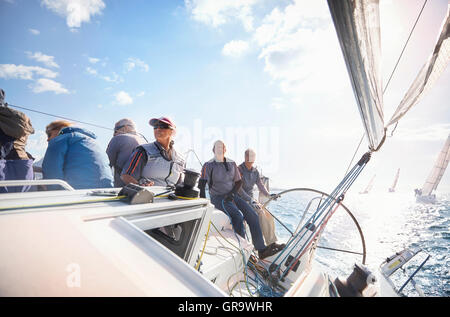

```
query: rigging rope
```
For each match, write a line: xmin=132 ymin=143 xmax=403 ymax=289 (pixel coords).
xmin=8 ymin=103 xmax=149 ymax=142
xmin=344 ymin=133 xmax=365 ymax=176
xmin=383 ymin=0 xmax=428 ymax=94
xmin=9 ymin=103 xmax=114 ymax=131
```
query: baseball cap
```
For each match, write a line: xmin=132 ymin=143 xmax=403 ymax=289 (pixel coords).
xmin=114 ymin=118 xmax=136 ymax=131
xmin=149 ymin=117 xmax=176 ymax=130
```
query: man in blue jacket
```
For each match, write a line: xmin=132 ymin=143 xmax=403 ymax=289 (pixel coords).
xmin=42 ymin=120 xmax=113 ymax=189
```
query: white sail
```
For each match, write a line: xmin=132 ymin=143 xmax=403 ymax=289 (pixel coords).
xmin=328 ymin=0 xmax=385 ymax=151
xmin=389 ymin=168 xmax=400 ymax=192
xmin=387 ymin=5 xmax=450 ymax=128
xmin=329 ymin=1 xmax=450 ymax=154
xmin=421 ymin=135 xmax=450 ymax=196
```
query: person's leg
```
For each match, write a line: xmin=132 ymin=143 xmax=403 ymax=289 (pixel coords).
xmin=260 ymin=206 xmax=278 ymax=245
xmin=210 ymin=195 xmax=245 ymax=238
xmin=233 ymin=195 xmax=266 ymax=251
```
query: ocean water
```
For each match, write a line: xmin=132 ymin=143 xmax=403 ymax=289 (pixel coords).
xmin=266 ymin=189 xmax=449 ymax=297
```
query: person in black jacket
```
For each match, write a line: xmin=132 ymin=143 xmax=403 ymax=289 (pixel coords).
xmin=0 ymin=89 xmax=35 ymax=193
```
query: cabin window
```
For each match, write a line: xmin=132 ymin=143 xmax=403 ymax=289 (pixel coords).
xmin=122 ymin=206 xmax=207 ymax=264
xmin=144 ymin=220 xmax=201 ymax=260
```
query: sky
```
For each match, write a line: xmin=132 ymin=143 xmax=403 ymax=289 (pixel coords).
xmin=1 ymin=0 xmax=449 ymax=195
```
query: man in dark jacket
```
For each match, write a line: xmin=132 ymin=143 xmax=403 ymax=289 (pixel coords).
xmin=0 ymin=89 xmax=35 ymax=193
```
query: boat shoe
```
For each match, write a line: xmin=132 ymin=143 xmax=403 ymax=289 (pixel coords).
xmin=273 ymin=243 xmax=286 ymax=250
xmin=258 ymin=243 xmax=281 ymax=260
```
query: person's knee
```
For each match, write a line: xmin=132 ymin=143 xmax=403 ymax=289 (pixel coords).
xmin=231 ymin=209 xmax=244 ymax=223
xmin=222 ymin=202 xmax=243 ymax=220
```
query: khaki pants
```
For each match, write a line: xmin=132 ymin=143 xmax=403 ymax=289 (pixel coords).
xmin=257 ymin=206 xmax=277 ymax=245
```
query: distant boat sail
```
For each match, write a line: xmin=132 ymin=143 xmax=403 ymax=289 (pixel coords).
xmin=416 ymin=134 xmax=450 ymax=203
xmin=360 ymin=175 xmax=376 ymax=194
xmin=388 ymin=168 xmax=400 ymax=193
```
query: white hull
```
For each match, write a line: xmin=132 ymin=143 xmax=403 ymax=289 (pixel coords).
xmin=416 ymin=194 xmax=437 ymax=204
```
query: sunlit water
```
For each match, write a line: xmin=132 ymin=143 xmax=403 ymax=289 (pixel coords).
xmin=266 ymin=189 xmax=449 ymax=297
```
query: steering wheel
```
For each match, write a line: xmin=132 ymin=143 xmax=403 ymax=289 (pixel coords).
xmin=262 ymin=187 xmax=366 ymax=264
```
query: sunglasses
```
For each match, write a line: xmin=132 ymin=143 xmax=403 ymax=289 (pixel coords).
xmin=153 ymin=123 xmax=171 ymax=130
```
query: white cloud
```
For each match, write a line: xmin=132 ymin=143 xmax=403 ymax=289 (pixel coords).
xmin=85 ymin=66 xmax=98 ymax=75
xmin=88 ymin=57 xmax=100 ymax=64
xmin=270 ymin=97 xmax=287 ymax=110
xmin=29 ymin=28 xmax=41 ymax=35
xmin=222 ymin=40 xmax=250 ymax=58
xmin=26 ymin=130 xmax=48 ymax=159
xmin=101 ymin=72 xmax=122 ymax=83
xmin=124 ymin=57 xmax=149 ymax=72
xmin=137 ymin=91 xmax=146 ymax=97
xmin=114 ymin=91 xmax=133 ymax=105
xmin=85 ymin=67 xmax=123 ymax=83
xmin=40 ymin=0 xmax=106 ymax=30
xmin=252 ymin=0 xmax=347 ymax=98
xmin=26 ymin=51 xmax=59 ymax=68
xmin=30 ymin=78 xmax=70 ymax=94
xmin=185 ymin=0 xmax=258 ymax=31
xmin=0 ymin=64 xmax=58 ymax=80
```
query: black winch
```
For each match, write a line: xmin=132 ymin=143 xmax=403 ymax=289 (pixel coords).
xmin=174 ymin=169 xmax=201 ymax=198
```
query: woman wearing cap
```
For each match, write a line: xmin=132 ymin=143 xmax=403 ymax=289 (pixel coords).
xmin=106 ymin=118 xmax=147 ymax=187
xmin=42 ymin=120 xmax=114 ymax=189
xmin=120 ymin=117 xmax=185 ymax=187
xmin=198 ymin=140 xmax=280 ymax=260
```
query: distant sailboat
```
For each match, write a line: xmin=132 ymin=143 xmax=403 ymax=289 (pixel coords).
xmin=359 ymin=174 xmax=376 ymax=194
xmin=388 ymin=168 xmax=400 ymax=192
xmin=415 ymin=134 xmax=450 ymax=203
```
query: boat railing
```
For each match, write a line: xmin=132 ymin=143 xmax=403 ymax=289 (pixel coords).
xmin=0 ymin=179 xmax=75 ymax=191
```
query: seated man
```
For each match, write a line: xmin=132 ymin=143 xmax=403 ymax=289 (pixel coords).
xmin=237 ymin=148 xmax=284 ymax=249
xmin=198 ymin=140 xmax=279 ymax=260
xmin=106 ymin=118 xmax=147 ymax=187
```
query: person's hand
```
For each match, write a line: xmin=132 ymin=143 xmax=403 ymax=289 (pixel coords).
xmin=270 ymin=193 xmax=280 ymax=201
xmin=139 ymin=178 xmax=154 ymax=187
xmin=224 ymin=192 xmax=234 ymax=202
xmin=251 ymin=200 xmax=262 ymax=210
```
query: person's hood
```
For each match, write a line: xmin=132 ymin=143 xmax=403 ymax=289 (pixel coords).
xmin=60 ymin=126 xmax=97 ymax=139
